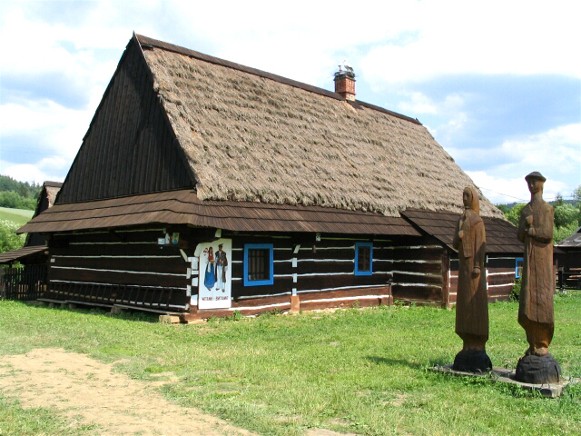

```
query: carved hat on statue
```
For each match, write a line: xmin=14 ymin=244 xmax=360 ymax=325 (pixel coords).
xmin=525 ymin=171 xmax=546 ymax=182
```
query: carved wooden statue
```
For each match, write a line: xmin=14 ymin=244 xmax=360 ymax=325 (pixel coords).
xmin=452 ymin=186 xmax=491 ymax=372
xmin=515 ymin=171 xmax=561 ymax=383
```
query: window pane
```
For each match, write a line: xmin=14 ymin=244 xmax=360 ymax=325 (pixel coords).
xmin=248 ymin=248 xmax=270 ymax=281
xmin=244 ymin=244 xmax=274 ymax=286
xmin=355 ymin=242 xmax=373 ymax=276
xmin=358 ymin=246 xmax=370 ymax=271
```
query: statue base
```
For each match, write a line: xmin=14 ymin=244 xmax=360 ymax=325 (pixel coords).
xmin=452 ymin=349 xmax=492 ymax=373
xmin=515 ymin=353 xmax=561 ymax=384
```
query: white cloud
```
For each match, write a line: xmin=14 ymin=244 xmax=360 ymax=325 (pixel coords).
xmin=0 ymin=0 xmax=579 ymax=199
xmin=467 ymin=123 xmax=581 ymax=204
xmin=0 ymin=159 xmax=69 ymax=185
xmin=360 ymin=0 xmax=581 ymax=86
xmin=0 ymin=100 xmax=91 ymax=160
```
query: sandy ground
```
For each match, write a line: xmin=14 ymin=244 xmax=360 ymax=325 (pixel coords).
xmin=0 ymin=348 xmax=254 ymax=435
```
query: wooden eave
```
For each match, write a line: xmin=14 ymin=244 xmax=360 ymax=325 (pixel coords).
xmin=19 ymin=190 xmax=421 ymax=237
xmin=0 ymin=245 xmax=48 ymax=264
xmin=402 ymin=209 xmax=523 ymax=254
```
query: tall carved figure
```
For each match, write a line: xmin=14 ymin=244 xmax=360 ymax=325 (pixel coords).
xmin=515 ymin=171 xmax=561 ymax=383
xmin=452 ymin=186 xmax=492 ymax=372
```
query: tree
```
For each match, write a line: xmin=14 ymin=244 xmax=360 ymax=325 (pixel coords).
xmin=0 ymin=220 xmax=25 ymax=253
xmin=498 ymin=194 xmax=580 ymax=245
xmin=505 ymin=203 xmax=526 ymax=226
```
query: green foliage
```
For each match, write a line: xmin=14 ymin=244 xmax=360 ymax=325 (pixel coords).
xmin=0 ymin=207 xmax=34 ymax=225
xmin=554 ymin=203 xmax=580 ymax=229
xmin=0 ymin=295 xmax=580 ymax=435
xmin=0 ymin=175 xmax=41 ymax=210
xmin=503 ymin=203 xmax=525 ymax=226
xmin=0 ymin=219 xmax=25 ymax=253
xmin=554 ymin=221 xmax=579 ymax=244
xmin=510 ymin=278 xmax=521 ymax=301
xmin=0 ymin=191 xmax=37 ymax=210
xmin=498 ymin=187 xmax=581 ymax=244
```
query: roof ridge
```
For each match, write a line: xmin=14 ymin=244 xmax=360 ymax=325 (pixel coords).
xmin=134 ymin=33 xmax=421 ymax=125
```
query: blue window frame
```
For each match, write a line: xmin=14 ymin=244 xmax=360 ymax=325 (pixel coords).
xmin=355 ymin=242 xmax=373 ymax=276
xmin=244 ymin=243 xmax=274 ymax=286
xmin=515 ymin=257 xmax=524 ymax=279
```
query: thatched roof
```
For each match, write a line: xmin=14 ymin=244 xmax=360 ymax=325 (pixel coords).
xmin=137 ymin=35 xmax=504 ymax=219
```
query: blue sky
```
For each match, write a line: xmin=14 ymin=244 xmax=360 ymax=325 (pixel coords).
xmin=0 ymin=0 xmax=579 ymax=204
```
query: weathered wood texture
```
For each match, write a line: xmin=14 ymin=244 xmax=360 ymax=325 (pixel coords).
xmin=184 ymin=286 xmax=392 ymax=320
xmin=56 ymin=38 xmax=192 ymax=204
xmin=0 ymin=264 xmax=47 ymax=301
xmin=555 ymin=249 xmax=581 ymax=289
xmin=45 ymin=227 xmax=192 ymax=310
xmin=447 ymin=255 xmax=518 ymax=305
xmin=43 ymin=225 xmax=521 ymax=315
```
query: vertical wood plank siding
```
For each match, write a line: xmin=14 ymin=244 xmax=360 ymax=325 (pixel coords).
xmin=0 ymin=264 xmax=47 ymax=301
xmin=57 ymin=39 xmax=193 ymax=204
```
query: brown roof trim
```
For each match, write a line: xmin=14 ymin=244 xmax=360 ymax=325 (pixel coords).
xmin=19 ymin=190 xmax=421 ymax=237
xmin=402 ymin=209 xmax=522 ymax=254
xmin=135 ymin=34 xmax=421 ymax=126
xmin=0 ymin=245 xmax=48 ymax=264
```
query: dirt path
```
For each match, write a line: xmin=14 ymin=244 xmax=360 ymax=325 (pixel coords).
xmin=0 ymin=348 xmax=254 ymax=435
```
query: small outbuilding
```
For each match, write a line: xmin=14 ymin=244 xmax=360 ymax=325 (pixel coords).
xmin=1 ymin=181 xmax=61 ymax=300
xmin=19 ymin=34 xmax=522 ymax=318
xmin=555 ymin=227 xmax=581 ymax=289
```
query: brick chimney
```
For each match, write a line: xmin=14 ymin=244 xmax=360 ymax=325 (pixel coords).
xmin=334 ymin=62 xmax=356 ymax=101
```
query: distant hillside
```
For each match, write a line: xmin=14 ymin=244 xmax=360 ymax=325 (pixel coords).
xmin=0 ymin=175 xmax=41 ymax=210
xmin=0 ymin=207 xmax=34 ymax=226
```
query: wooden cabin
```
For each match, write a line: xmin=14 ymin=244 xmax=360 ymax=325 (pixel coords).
xmin=1 ymin=181 xmax=61 ymax=300
xmin=19 ymin=34 xmax=522 ymax=319
xmin=555 ymin=227 xmax=581 ymax=290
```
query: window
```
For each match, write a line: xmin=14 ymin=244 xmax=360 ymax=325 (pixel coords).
xmin=244 ymin=243 xmax=274 ymax=286
xmin=355 ymin=242 xmax=373 ymax=276
xmin=515 ymin=257 xmax=524 ymax=279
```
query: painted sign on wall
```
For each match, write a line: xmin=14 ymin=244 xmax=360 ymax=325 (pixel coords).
xmin=198 ymin=239 xmax=232 ymax=309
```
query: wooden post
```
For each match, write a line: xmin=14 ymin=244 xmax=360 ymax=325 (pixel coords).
xmin=290 ymin=294 xmax=300 ymax=314
xmin=441 ymin=251 xmax=451 ymax=308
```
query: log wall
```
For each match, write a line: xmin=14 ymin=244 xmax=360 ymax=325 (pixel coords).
xmin=447 ymin=254 xmax=518 ymax=306
xmin=44 ymin=226 xmax=520 ymax=316
xmin=46 ymin=227 xmax=192 ymax=311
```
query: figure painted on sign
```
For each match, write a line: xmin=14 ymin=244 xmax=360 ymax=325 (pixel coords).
xmin=203 ymin=246 xmax=216 ymax=291
xmin=215 ymin=243 xmax=228 ymax=292
xmin=452 ymin=186 xmax=491 ymax=372
xmin=515 ymin=171 xmax=560 ymax=383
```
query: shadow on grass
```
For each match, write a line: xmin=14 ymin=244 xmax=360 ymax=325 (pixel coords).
xmin=23 ymin=301 xmax=159 ymax=323
xmin=367 ymin=355 xmax=454 ymax=371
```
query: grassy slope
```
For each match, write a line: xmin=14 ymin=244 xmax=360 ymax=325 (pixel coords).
xmin=0 ymin=207 xmax=34 ymax=226
xmin=0 ymin=294 xmax=579 ymax=435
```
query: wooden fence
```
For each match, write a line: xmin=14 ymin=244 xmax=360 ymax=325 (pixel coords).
xmin=0 ymin=264 xmax=47 ymax=301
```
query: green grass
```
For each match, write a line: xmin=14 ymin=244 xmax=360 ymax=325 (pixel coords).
xmin=0 ymin=293 xmax=579 ymax=435
xmin=0 ymin=207 xmax=34 ymax=226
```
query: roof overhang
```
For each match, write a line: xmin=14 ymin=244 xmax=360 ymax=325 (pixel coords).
xmin=19 ymin=190 xmax=421 ymax=237
xmin=402 ymin=209 xmax=523 ymax=254
xmin=0 ymin=245 xmax=48 ymax=264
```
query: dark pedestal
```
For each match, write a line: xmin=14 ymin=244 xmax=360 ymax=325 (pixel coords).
xmin=452 ymin=349 xmax=492 ymax=373
xmin=515 ymin=353 xmax=561 ymax=384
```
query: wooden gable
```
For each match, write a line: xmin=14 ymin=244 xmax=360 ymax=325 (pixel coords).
xmin=56 ymin=37 xmax=194 ymax=204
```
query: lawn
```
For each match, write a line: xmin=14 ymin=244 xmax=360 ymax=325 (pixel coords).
xmin=0 ymin=293 xmax=579 ymax=435
xmin=0 ymin=207 xmax=34 ymax=226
